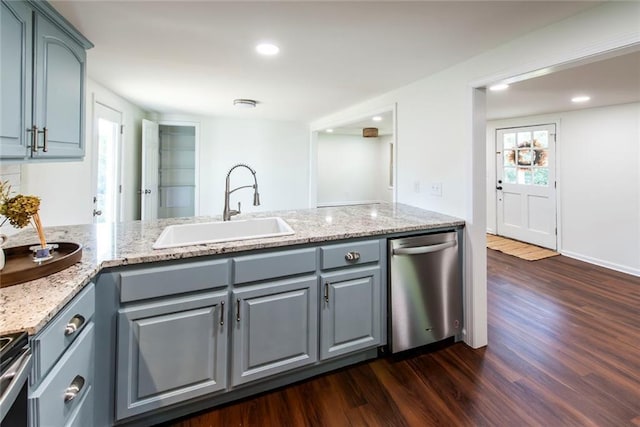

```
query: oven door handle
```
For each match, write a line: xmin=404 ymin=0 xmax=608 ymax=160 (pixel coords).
xmin=0 ymin=349 xmax=32 ymax=421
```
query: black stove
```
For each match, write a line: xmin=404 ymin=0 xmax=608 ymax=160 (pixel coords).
xmin=1 ymin=331 xmax=28 ymax=375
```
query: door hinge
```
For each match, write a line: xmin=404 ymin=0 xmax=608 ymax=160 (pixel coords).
xmin=120 ymin=125 xmax=124 ymax=134
xmin=119 ymin=184 xmax=122 ymax=194
xmin=554 ymin=181 xmax=557 ymax=189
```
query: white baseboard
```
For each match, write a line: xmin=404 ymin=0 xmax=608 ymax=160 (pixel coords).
xmin=486 ymin=228 xmax=496 ymax=235
xmin=560 ymin=250 xmax=640 ymax=278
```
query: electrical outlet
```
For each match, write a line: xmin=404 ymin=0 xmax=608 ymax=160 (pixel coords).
xmin=430 ymin=182 xmax=442 ymax=197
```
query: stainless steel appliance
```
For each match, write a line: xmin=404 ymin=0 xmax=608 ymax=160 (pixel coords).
xmin=389 ymin=231 xmax=462 ymax=353
xmin=1 ymin=331 xmax=31 ymax=427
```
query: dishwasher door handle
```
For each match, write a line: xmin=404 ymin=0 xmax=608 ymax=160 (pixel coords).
xmin=392 ymin=240 xmax=456 ymax=256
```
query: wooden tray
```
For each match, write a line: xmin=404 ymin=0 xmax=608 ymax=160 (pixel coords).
xmin=0 ymin=242 xmax=83 ymax=288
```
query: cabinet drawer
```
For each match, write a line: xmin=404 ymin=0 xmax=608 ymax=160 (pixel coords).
xmin=31 ymin=283 xmax=95 ymax=384
xmin=30 ymin=322 xmax=95 ymax=427
xmin=233 ymin=248 xmax=316 ymax=284
xmin=119 ymin=259 xmax=229 ymax=302
xmin=320 ymin=240 xmax=380 ymax=270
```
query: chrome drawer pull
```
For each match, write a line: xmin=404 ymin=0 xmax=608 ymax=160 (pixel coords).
xmin=64 ymin=375 xmax=85 ymax=403
xmin=236 ymin=299 xmax=241 ymax=322
xmin=345 ymin=251 xmax=360 ymax=262
xmin=64 ymin=315 xmax=85 ymax=336
xmin=324 ymin=282 xmax=329 ymax=303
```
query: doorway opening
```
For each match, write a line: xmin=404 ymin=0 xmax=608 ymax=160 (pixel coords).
xmin=141 ymin=120 xmax=199 ymax=220
xmin=93 ymin=101 xmax=123 ymax=224
xmin=310 ymin=105 xmax=397 ymax=208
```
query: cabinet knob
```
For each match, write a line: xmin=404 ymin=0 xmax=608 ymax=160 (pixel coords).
xmin=64 ymin=375 xmax=85 ymax=403
xmin=64 ymin=315 xmax=85 ymax=336
xmin=345 ymin=251 xmax=360 ymax=262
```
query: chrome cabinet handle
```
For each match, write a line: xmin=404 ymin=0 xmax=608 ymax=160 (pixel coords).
xmin=220 ymin=301 xmax=225 ymax=326
xmin=345 ymin=251 xmax=360 ymax=262
xmin=28 ymin=125 xmax=38 ymax=153
xmin=324 ymin=282 xmax=329 ymax=303
xmin=64 ymin=315 xmax=85 ymax=336
xmin=236 ymin=299 xmax=241 ymax=322
xmin=64 ymin=375 xmax=85 ymax=403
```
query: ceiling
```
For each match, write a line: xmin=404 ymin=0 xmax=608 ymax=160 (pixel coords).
xmin=486 ymin=50 xmax=640 ymax=120
xmin=50 ymin=1 xmax=600 ymax=123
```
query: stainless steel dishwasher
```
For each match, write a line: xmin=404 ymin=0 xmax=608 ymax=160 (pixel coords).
xmin=389 ymin=231 xmax=462 ymax=353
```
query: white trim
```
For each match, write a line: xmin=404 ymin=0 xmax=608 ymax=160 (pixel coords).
xmin=561 ymin=250 xmax=640 ymax=277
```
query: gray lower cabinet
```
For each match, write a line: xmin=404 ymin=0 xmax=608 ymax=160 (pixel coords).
xmin=320 ymin=266 xmax=381 ymax=360
xmin=115 ymin=291 xmax=228 ymax=420
xmin=232 ymin=276 xmax=318 ymax=386
xmin=29 ymin=283 xmax=95 ymax=427
xmin=0 ymin=0 xmax=91 ymax=161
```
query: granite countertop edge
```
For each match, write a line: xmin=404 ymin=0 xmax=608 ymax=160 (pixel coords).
xmin=0 ymin=203 xmax=464 ymax=336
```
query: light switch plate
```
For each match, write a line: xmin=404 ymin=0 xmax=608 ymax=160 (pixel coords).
xmin=430 ymin=182 xmax=442 ymax=196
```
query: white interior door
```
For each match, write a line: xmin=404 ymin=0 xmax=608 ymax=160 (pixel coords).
xmin=496 ymin=124 xmax=557 ymax=249
xmin=92 ymin=102 xmax=123 ymax=224
xmin=141 ymin=119 xmax=159 ymax=220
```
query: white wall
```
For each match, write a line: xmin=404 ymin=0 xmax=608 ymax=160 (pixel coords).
xmin=311 ymin=2 xmax=640 ymax=348
xmin=156 ymin=114 xmax=309 ymax=218
xmin=488 ymin=103 xmax=640 ymax=276
xmin=20 ymin=78 xmax=148 ymax=227
xmin=317 ymin=133 xmax=393 ymax=205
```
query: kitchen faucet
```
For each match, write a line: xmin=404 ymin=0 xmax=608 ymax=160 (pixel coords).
xmin=223 ymin=164 xmax=260 ymax=221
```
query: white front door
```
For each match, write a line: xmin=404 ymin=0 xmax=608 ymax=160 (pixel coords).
xmin=141 ymin=119 xmax=159 ymax=220
xmin=93 ymin=102 xmax=123 ymax=224
xmin=496 ymin=124 xmax=557 ymax=249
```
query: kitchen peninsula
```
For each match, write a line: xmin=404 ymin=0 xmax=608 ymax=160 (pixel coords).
xmin=0 ymin=203 xmax=464 ymax=427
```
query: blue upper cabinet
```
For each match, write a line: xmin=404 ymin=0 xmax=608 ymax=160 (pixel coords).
xmin=0 ymin=1 xmax=32 ymax=159
xmin=0 ymin=0 xmax=92 ymax=161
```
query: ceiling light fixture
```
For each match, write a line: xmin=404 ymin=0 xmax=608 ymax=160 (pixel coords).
xmin=372 ymin=116 xmax=382 ymax=122
xmin=571 ymin=95 xmax=591 ymax=103
xmin=489 ymin=83 xmax=509 ymax=91
xmin=326 ymin=129 xmax=334 ymax=133
xmin=233 ymin=99 xmax=257 ymax=108
xmin=256 ymin=43 xmax=279 ymax=56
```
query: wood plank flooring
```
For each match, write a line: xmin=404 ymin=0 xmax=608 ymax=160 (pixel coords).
xmin=165 ymin=251 xmax=640 ymax=426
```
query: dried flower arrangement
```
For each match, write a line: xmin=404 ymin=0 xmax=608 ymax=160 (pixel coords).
xmin=0 ymin=180 xmax=48 ymax=249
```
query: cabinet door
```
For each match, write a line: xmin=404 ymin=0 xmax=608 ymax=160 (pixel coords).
xmin=232 ymin=276 xmax=318 ymax=386
xmin=32 ymin=12 xmax=86 ymax=159
xmin=320 ymin=266 xmax=381 ymax=360
xmin=0 ymin=0 xmax=31 ymax=159
xmin=116 ymin=291 xmax=228 ymax=420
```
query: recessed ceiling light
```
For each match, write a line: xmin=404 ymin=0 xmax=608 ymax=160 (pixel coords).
xmin=489 ymin=83 xmax=509 ymax=91
xmin=571 ymin=95 xmax=591 ymax=103
xmin=256 ymin=43 xmax=279 ymax=56
xmin=233 ymin=99 xmax=257 ymax=108
xmin=326 ymin=129 xmax=334 ymax=133
xmin=372 ymin=116 xmax=382 ymax=122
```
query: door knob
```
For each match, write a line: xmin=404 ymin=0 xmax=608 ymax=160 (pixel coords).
xmin=496 ymin=186 xmax=503 ymax=190
xmin=93 ymin=209 xmax=102 ymax=216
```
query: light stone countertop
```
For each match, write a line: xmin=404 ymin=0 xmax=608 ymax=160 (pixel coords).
xmin=0 ymin=203 xmax=464 ymax=336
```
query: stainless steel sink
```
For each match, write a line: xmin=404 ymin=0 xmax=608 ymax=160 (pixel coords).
xmin=153 ymin=217 xmax=295 ymax=249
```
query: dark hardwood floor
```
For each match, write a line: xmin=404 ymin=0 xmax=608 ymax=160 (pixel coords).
xmin=167 ymin=250 xmax=640 ymax=426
